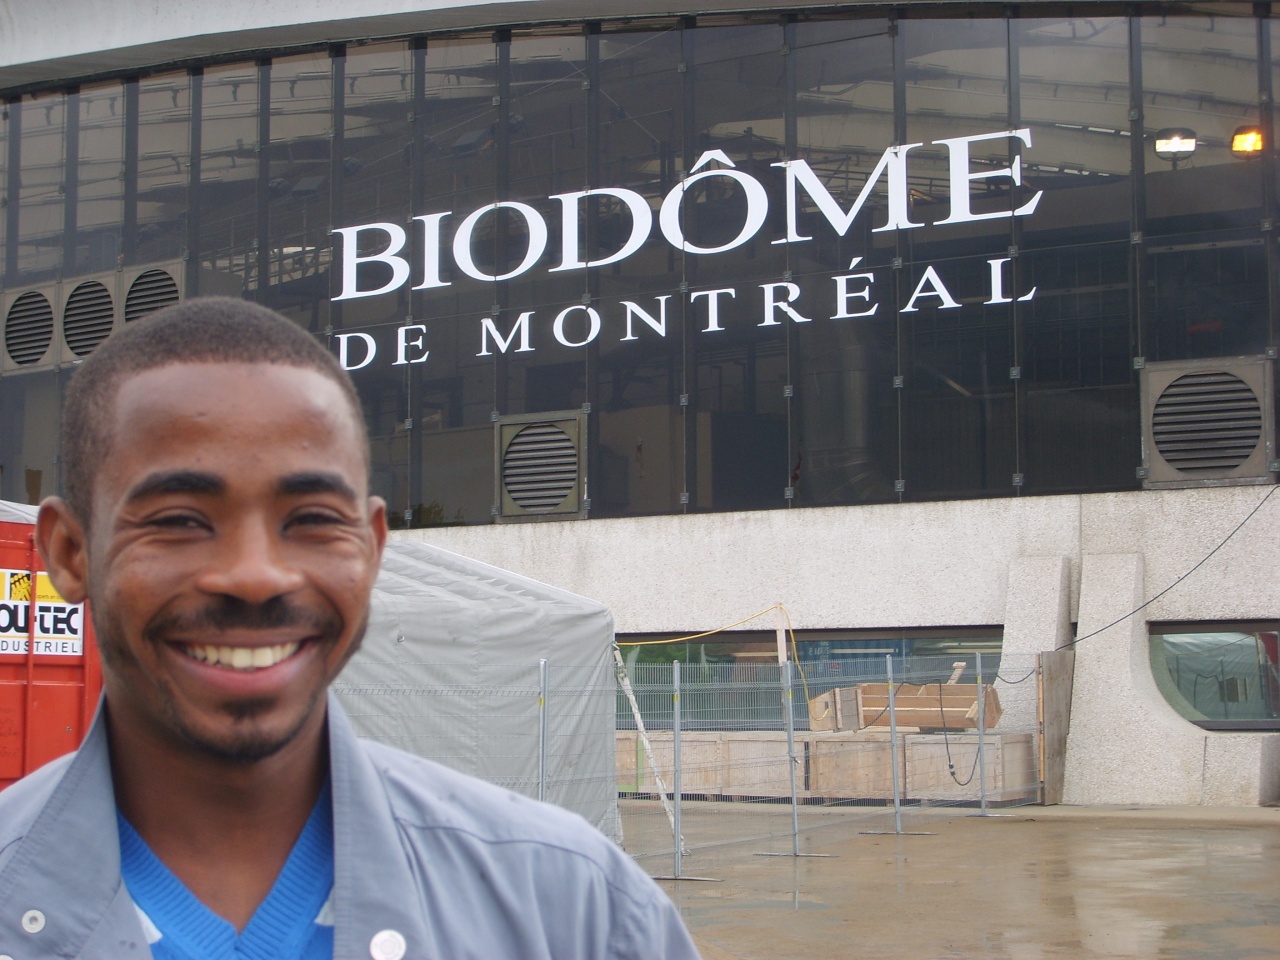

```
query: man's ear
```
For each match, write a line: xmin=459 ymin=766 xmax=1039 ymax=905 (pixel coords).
xmin=35 ymin=497 xmax=89 ymax=604
xmin=367 ymin=495 xmax=388 ymax=560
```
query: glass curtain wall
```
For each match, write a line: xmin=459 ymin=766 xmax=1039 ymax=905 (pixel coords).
xmin=1 ymin=92 xmax=67 ymax=504
xmin=594 ymin=25 xmax=686 ymax=517
xmin=0 ymin=7 xmax=1275 ymax=521
xmin=134 ymin=72 xmax=191 ymax=268
xmin=72 ymin=81 xmax=125 ymax=275
xmin=1140 ymin=13 xmax=1267 ymax=363
xmin=788 ymin=18 xmax=899 ymax=508
xmin=1017 ymin=15 xmax=1138 ymax=493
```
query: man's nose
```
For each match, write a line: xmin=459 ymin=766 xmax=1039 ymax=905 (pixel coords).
xmin=194 ymin=519 xmax=306 ymax=603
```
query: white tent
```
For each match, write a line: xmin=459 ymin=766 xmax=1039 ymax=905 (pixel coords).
xmin=0 ymin=500 xmax=37 ymax=523
xmin=335 ymin=539 xmax=620 ymax=839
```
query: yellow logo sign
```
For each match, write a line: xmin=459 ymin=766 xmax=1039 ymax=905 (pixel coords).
xmin=7 ymin=572 xmax=64 ymax=604
xmin=0 ymin=569 xmax=83 ymax=656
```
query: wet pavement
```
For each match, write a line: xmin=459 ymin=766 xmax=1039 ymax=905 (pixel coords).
xmin=655 ymin=805 xmax=1280 ymax=960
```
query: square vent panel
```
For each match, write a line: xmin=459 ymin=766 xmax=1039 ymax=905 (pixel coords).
xmin=1 ymin=286 xmax=62 ymax=373
xmin=494 ymin=410 xmax=587 ymax=521
xmin=1141 ymin=356 xmax=1275 ymax=488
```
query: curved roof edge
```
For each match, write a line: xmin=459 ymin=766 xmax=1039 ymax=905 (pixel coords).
xmin=0 ymin=0 xmax=871 ymax=93
xmin=3 ymin=0 xmax=1124 ymax=94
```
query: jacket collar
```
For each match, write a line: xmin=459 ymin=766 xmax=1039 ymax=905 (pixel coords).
xmin=0 ymin=692 xmax=433 ymax=960
xmin=0 ymin=700 xmax=148 ymax=959
xmin=327 ymin=690 xmax=435 ymax=959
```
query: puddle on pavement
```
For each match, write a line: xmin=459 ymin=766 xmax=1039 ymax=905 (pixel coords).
xmin=672 ymin=813 xmax=1280 ymax=960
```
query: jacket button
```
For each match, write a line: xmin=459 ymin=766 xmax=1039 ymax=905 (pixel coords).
xmin=21 ymin=909 xmax=46 ymax=933
xmin=369 ymin=928 xmax=406 ymax=960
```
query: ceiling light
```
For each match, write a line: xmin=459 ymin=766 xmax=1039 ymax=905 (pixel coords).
xmin=1154 ymin=128 xmax=1197 ymax=163
xmin=1231 ymin=125 xmax=1264 ymax=157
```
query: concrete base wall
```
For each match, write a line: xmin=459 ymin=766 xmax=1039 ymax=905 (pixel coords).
xmin=402 ymin=487 xmax=1280 ymax=805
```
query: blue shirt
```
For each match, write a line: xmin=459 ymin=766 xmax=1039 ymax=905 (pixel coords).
xmin=116 ymin=783 xmax=334 ymax=960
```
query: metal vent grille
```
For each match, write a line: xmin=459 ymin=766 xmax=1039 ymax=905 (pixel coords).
xmin=63 ymin=281 xmax=115 ymax=356
xmin=4 ymin=291 xmax=54 ymax=365
xmin=1151 ymin=370 xmax=1262 ymax=474
xmin=125 ymin=268 xmax=180 ymax=322
xmin=501 ymin=422 xmax=579 ymax=512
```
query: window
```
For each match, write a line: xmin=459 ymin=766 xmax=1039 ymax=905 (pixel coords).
xmin=1149 ymin=624 xmax=1280 ymax=730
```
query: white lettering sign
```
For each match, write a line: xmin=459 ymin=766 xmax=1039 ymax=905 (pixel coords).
xmin=333 ymin=127 xmax=1044 ymax=303
xmin=325 ymin=127 xmax=1045 ymax=369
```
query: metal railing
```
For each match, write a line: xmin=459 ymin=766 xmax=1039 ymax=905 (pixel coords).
xmin=616 ymin=652 xmax=1044 ymax=876
xmin=334 ymin=651 xmax=1045 ymax=876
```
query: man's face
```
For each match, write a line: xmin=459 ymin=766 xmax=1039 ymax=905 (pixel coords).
xmin=73 ymin=362 xmax=386 ymax=763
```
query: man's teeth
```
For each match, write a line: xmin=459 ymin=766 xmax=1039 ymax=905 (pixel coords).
xmin=183 ymin=642 xmax=300 ymax=670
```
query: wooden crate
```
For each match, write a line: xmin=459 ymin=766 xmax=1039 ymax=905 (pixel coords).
xmin=720 ymin=732 xmax=798 ymax=798
xmin=617 ymin=730 xmax=1035 ymax=803
xmin=858 ymin=683 xmax=1002 ymax=731
xmin=904 ymin=733 xmax=1036 ymax=802
xmin=807 ymin=687 xmax=864 ymax=732
xmin=809 ymin=731 xmax=902 ymax=799
xmin=615 ymin=731 xmax=724 ymax=795
xmin=811 ymin=683 xmax=1002 ymax=732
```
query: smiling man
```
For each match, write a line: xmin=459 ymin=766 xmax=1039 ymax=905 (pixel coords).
xmin=0 ymin=298 xmax=700 ymax=960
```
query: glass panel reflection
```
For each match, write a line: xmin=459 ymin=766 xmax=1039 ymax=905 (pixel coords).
xmin=135 ymin=72 xmax=191 ymax=266
xmin=73 ymin=82 xmax=124 ymax=273
xmin=1150 ymin=628 xmax=1280 ymax=728
xmin=1016 ymin=17 xmax=1140 ymax=493
xmin=902 ymin=19 xmax=1016 ymax=499
xmin=15 ymin=94 xmax=65 ymax=281
xmin=263 ymin=52 xmax=332 ymax=309
xmin=197 ymin=62 xmax=259 ymax=291
xmin=594 ymin=24 xmax=684 ymax=516
xmin=686 ymin=22 xmax=790 ymax=512
xmin=1017 ymin=16 xmax=1132 ymax=246
xmin=1141 ymin=15 xmax=1266 ymax=362
xmin=789 ymin=18 xmax=898 ymax=506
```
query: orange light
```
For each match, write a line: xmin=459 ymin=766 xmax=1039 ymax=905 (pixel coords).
xmin=1231 ymin=126 xmax=1264 ymax=156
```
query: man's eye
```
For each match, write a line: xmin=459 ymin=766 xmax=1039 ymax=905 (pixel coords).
xmin=149 ymin=514 xmax=206 ymax=530
xmin=289 ymin=511 xmax=343 ymax=527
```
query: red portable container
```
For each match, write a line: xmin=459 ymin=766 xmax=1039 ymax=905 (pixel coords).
xmin=0 ymin=517 xmax=101 ymax=791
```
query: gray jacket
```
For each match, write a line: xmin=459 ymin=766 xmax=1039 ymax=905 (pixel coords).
xmin=0 ymin=694 xmax=700 ymax=960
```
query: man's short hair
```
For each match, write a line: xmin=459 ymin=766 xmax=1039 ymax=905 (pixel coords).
xmin=61 ymin=297 xmax=366 ymax=523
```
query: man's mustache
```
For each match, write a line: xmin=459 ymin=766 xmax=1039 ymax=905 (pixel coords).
xmin=146 ymin=596 xmax=339 ymax=638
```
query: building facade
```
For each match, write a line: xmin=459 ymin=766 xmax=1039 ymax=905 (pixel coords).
xmin=1 ymin=1 xmax=1278 ymax=803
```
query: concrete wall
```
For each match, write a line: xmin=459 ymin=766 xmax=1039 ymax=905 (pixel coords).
xmin=400 ymin=486 xmax=1280 ymax=805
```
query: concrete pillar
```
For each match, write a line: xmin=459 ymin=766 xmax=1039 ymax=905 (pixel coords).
xmin=996 ymin=555 xmax=1072 ymax=734
xmin=1063 ymin=553 xmax=1206 ymax=804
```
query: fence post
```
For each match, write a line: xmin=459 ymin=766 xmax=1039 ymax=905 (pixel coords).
xmin=538 ymin=658 xmax=548 ymax=803
xmin=976 ymin=651 xmax=988 ymax=816
xmin=672 ymin=659 xmax=683 ymax=879
xmin=886 ymin=654 xmax=903 ymax=835
xmin=782 ymin=659 xmax=801 ymax=856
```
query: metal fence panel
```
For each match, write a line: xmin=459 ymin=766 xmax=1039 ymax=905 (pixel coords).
xmin=336 ymin=652 xmax=1046 ymax=872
